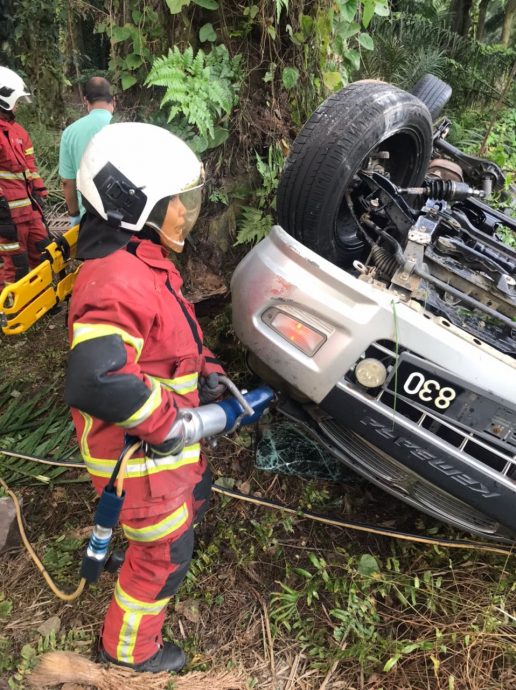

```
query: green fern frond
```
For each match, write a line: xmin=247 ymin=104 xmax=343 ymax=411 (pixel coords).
xmin=235 ymin=207 xmax=273 ymax=246
xmin=146 ymin=43 xmax=243 ymax=142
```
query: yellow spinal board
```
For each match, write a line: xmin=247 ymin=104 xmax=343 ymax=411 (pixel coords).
xmin=0 ymin=224 xmax=80 ymax=335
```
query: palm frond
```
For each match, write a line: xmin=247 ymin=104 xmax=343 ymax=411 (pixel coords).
xmin=0 ymin=384 xmax=81 ymax=486
xmin=361 ymin=14 xmax=515 ymax=108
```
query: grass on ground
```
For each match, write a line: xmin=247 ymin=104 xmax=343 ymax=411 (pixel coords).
xmin=1 ymin=319 xmax=516 ymax=689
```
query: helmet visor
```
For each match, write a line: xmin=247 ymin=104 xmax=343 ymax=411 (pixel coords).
xmin=180 ymin=186 xmax=203 ymax=237
xmin=147 ymin=184 xmax=203 ymax=253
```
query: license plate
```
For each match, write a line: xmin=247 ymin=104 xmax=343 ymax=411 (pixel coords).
xmin=387 ymin=358 xmax=465 ymax=415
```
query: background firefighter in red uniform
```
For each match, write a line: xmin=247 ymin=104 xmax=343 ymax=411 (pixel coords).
xmin=65 ymin=123 xmax=227 ymax=674
xmin=0 ymin=66 xmax=48 ymax=290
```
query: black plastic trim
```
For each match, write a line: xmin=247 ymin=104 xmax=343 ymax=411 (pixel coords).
xmin=320 ymin=385 xmax=516 ymax=532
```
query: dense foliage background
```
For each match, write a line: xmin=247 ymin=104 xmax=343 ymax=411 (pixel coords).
xmin=0 ymin=4 xmax=515 ymax=689
xmin=0 ymin=0 xmax=514 ymax=256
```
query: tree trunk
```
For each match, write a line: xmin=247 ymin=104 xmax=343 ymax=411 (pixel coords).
xmin=66 ymin=3 xmax=83 ymax=101
xmin=476 ymin=0 xmax=490 ymax=40
xmin=501 ymin=0 xmax=516 ymax=46
xmin=462 ymin=0 xmax=473 ymax=35
xmin=450 ymin=0 xmax=474 ymax=35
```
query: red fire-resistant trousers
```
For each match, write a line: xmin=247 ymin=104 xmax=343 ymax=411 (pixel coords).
xmin=0 ymin=212 xmax=48 ymax=290
xmin=100 ymin=458 xmax=212 ymax=665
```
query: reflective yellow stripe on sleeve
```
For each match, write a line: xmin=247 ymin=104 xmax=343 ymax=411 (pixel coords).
xmin=8 ymin=198 xmax=32 ymax=209
xmin=24 ymin=147 xmax=34 ymax=156
xmin=79 ymin=412 xmax=201 ymax=479
xmin=71 ymin=322 xmax=144 ymax=360
xmin=118 ymin=376 xmax=162 ymax=429
xmin=154 ymin=372 xmax=198 ymax=395
xmin=0 ymin=170 xmax=25 ymax=180
xmin=123 ymin=503 xmax=189 ymax=542
xmin=0 ymin=242 xmax=21 ymax=252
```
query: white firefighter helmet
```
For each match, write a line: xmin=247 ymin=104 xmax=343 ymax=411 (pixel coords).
xmin=77 ymin=123 xmax=204 ymax=237
xmin=0 ymin=67 xmax=31 ymax=111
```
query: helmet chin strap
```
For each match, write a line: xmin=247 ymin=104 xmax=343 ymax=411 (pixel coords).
xmin=143 ymin=222 xmax=185 ymax=253
xmin=142 ymin=222 xmax=163 ymax=244
xmin=0 ymin=107 xmax=14 ymax=121
xmin=168 ymin=238 xmax=184 ymax=251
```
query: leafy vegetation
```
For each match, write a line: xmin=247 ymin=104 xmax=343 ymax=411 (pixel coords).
xmin=360 ymin=11 xmax=515 ymax=108
xmin=0 ymin=383 xmax=81 ymax=487
xmin=0 ymin=1 xmax=515 ymax=687
xmin=235 ymin=143 xmax=284 ymax=245
xmin=1 ymin=368 xmax=516 ymax=687
xmin=146 ymin=44 xmax=243 ymax=152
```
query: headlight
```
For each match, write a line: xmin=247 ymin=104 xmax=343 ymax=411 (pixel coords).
xmin=355 ymin=358 xmax=387 ymax=388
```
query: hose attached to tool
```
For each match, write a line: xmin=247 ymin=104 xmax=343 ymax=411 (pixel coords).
xmin=0 ymin=476 xmax=86 ymax=601
xmin=211 ymin=485 xmax=515 ymax=558
xmin=0 ymin=444 xmax=514 ymax=599
xmin=0 ymin=443 xmax=140 ymax=601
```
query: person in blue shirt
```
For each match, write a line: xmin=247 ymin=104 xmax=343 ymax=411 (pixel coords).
xmin=59 ymin=77 xmax=114 ymax=227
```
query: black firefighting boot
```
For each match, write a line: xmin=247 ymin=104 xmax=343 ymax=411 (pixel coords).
xmin=99 ymin=642 xmax=186 ymax=673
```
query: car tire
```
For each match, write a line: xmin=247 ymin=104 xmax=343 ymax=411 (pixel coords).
xmin=410 ymin=73 xmax=452 ymax=121
xmin=277 ymin=81 xmax=433 ymax=266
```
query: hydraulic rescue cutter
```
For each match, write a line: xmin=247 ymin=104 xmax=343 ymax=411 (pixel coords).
xmin=82 ymin=381 xmax=275 ymax=584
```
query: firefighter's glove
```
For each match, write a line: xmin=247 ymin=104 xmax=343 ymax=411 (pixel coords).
xmin=146 ymin=425 xmax=185 ymax=460
xmin=0 ymin=196 xmax=14 ymax=225
xmin=0 ymin=219 xmax=17 ymax=241
xmin=199 ymin=372 xmax=227 ymax=404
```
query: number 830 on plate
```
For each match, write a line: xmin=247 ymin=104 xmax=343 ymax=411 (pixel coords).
xmin=388 ymin=359 xmax=463 ymax=413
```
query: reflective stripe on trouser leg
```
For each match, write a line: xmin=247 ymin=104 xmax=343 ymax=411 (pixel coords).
xmin=0 ymin=218 xmax=39 ymax=286
xmin=101 ymin=497 xmax=195 ymax=665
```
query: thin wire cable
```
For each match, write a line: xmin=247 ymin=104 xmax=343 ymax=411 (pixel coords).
xmin=211 ymin=485 xmax=515 ymax=558
xmin=0 ymin=448 xmax=84 ymax=468
xmin=2 ymin=448 xmax=514 ymax=562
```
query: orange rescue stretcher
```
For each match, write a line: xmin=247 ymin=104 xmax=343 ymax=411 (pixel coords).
xmin=0 ymin=224 xmax=80 ymax=335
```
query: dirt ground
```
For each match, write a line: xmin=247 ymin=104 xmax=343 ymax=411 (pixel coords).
xmin=1 ymin=302 xmax=516 ymax=690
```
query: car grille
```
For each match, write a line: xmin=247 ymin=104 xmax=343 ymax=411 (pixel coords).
xmin=319 ymin=418 xmax=501 ymax=534
xmin=351 ymin=340 xmax=516 ymax=481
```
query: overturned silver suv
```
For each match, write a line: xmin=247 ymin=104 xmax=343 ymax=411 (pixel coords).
xmin=232 ymin=78 xmax=516 ymax=542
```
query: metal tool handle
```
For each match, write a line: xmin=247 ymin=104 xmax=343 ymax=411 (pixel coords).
xmin=218 ymin=375 xmax=254 ymax=416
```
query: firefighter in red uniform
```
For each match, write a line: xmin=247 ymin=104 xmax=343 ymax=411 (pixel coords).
xmin=0 ymin=67 xmax=48 ymax=290
xmin=65 ymin=123 xmax=226 ymax=673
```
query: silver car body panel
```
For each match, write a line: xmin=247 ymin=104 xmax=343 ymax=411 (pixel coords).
xmin=231 ymin=225 xmax=516 ymax=405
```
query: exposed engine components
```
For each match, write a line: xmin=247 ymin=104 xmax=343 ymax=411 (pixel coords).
xmin=400 ymin=179 xmax=484 ymax=202
xmin=369 ymin=244 xmax=399 ymax=279
xmin=427 ymin=158 xmax=464 ymax=183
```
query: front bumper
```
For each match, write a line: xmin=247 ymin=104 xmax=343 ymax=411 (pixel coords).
xmin=321 ymin=381 xmax=516 ymax=533
xmin=231 ymin=226 xmax=516 ymax=406
xmin=232 ymin=226 xmax=516 ymax=535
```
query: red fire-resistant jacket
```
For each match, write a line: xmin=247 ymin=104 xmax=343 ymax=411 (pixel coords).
xmin=0 ymin=117 xmax=47 ymax=221
xmin=66 ymin=234 xmax=224 ymax=519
